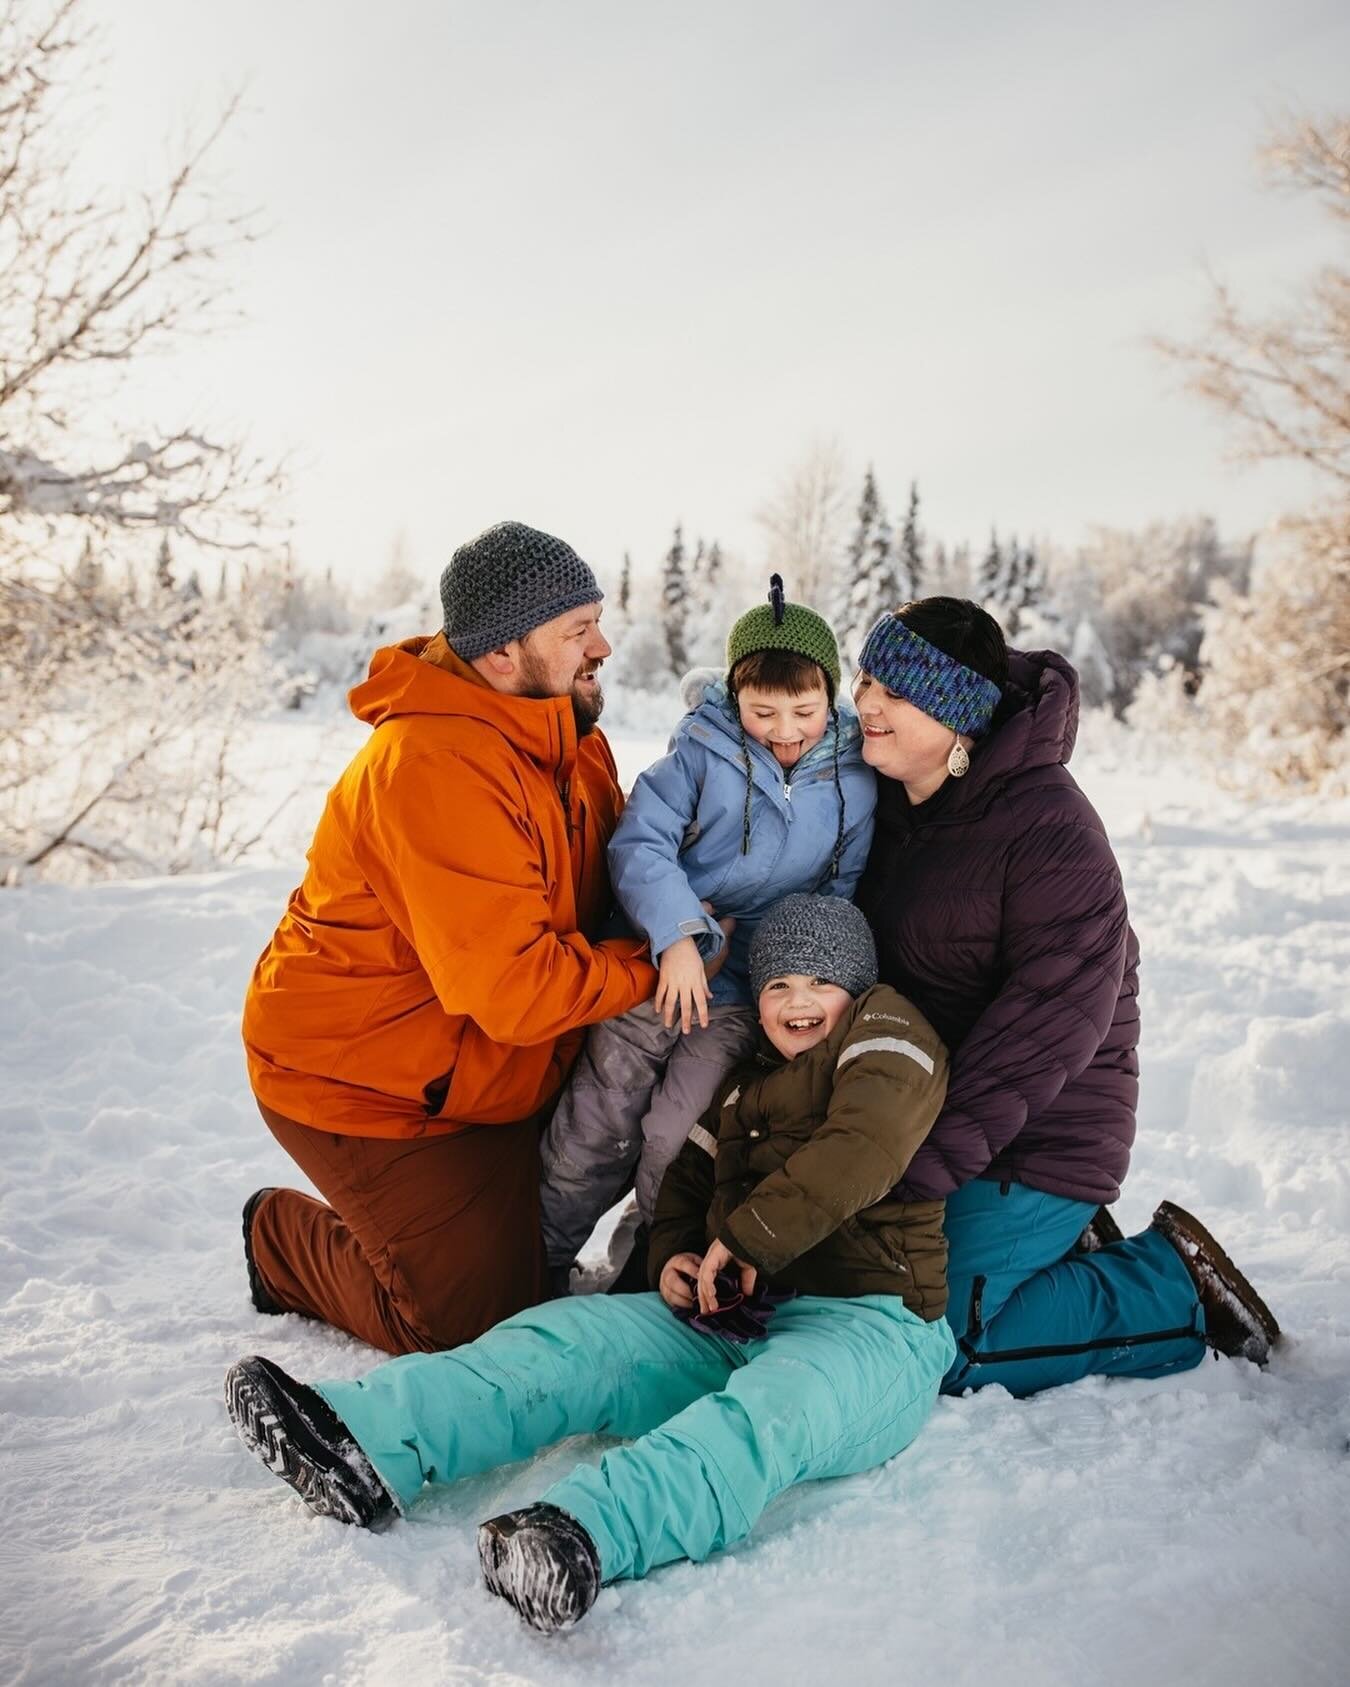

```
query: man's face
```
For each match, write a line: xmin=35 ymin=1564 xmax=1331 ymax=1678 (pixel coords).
xmin=515 ymin=603 xmax=611 ymax=735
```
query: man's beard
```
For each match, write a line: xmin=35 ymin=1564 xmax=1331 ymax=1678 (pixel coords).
xmin=518 ymin=650 xmax=605 ymax=738
xmin=569 ymin=674 xmax=604 ymax=737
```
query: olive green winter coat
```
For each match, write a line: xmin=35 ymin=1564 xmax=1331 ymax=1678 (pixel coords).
xmin=649 ymin=984 xmax=950 ymax=1321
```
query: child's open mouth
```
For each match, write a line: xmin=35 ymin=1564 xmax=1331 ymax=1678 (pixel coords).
xmin=783 ymin=1015 xmax=824 ymax=1034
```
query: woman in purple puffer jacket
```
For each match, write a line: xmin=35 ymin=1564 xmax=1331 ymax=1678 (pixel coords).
xmin=851 ymin=598 xmax=1279 ymax=1395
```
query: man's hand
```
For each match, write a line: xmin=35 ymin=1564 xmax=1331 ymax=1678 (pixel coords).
xmin=697 ymin=1237 xmax=757 ymax=1314
xmin=659 ymin=1251 xmax=703 ymax=1310
xmin=654 ymin=936 xmax=711 ymax=1033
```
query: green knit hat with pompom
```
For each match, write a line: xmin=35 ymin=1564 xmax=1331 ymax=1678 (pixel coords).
xmin=725 ymin=574 xmax=841 ymax=692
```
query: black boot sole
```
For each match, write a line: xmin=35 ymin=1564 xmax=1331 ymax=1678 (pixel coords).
xmin=225 ymin=1356 xmax=392 ymax=1528
xmin=478 ymin=1509 xmax=599 ymax=1633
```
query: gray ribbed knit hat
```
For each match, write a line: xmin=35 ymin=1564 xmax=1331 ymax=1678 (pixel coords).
xmin=440 ymin=521 xmax=603 ymax=659
xmin=749 ymin=893 xmax=878 ymax=1001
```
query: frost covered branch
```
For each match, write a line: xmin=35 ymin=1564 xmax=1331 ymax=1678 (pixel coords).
xmin=1154 ymin=116 xmax=1350 ymax=487
xmin=0 ymin=0 xmax=279 ymax=551
xmin=1151 ymin=112 xmax=1350 ymax=790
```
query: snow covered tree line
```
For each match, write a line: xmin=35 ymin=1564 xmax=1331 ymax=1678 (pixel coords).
xmin=749 ymin=440 xmax=1050 ymax=667
xmin=601 ymin=525 xmax=749 ymax=706
xmin=3 ymin=0 xmax=1343 ymax=883
xmin=829 ymin=468 xmax=1047 ymax=663
xmin=603 ymin=468 xmax=1054 ymax=710
xmin=750 ymin=448 xmax=1255 ymax=718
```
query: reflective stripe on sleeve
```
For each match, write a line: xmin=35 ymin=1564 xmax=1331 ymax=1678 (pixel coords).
xmin=836 ymin=1036 xmax=935 ymax=1075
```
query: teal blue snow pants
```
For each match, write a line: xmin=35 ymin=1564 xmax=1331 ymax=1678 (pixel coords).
xmin=942 ymin=1180 xmax=1207 ymax=1397
xmin=317 ymin=1290 xmax=955 ymax=1583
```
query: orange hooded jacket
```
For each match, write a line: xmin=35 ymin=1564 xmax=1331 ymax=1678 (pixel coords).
xmin=243 ymin=635 xmax=657 ymax=1138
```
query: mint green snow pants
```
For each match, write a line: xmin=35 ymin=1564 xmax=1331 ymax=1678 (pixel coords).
xmin=317 ymin=1290 xmax=955 ymax=1583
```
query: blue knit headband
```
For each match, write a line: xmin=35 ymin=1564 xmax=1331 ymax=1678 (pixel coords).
xmin=856 ymin=616 xmax=1003 ymax=738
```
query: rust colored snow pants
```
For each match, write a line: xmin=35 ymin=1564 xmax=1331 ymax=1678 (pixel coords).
xmin=248 ymin=1102 xmax=548 ymax=1355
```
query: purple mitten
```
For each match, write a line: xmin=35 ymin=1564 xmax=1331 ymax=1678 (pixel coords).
xmin=673 ymin=1269 xmax=796 ymax=1344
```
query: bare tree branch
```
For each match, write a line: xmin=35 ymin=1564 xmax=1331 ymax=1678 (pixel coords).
xmin=0 ymin=0 xmax=280 ymax=554
xmin=1151 ymin=112 xmax=1350 ymax=789
xmin=1154 ymin=116 xmax=1350 ymax=488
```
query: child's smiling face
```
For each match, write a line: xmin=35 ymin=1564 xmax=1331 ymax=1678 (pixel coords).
xmin=736 ymin=681 xmax=830 ymax=770
xmin=757 ymin=972 xmax=852 ymax=1058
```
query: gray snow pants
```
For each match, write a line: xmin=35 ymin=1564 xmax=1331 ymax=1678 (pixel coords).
xmin=539 ymin=1000 xmax=759 ymax=1267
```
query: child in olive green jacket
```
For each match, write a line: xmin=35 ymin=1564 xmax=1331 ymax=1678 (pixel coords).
xmin=224 ymin=895 xmax=954 ymax=1635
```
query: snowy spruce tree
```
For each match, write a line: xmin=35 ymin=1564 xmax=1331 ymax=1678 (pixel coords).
xmin=838 ymin=469 xmax=907 ymax=669
xmin=661 ymin=524 xmax=690 ymax=679
xmin=900 ymin=481 xmax=924 ymax=598
xmin=154 ymin=535 xmax=175 ymax=596
xmin=683 ymin=536 xmax=735 ymax=668
xmin=1002 ymin=535 xmax=1029 ymax=637
xmin=833 ymin=467 xmax=879 ymax=652
xmin=976 ymin=531 xmax=1047 ymax=638
xmin=978 ymin=530 xmax=1009 ymax=605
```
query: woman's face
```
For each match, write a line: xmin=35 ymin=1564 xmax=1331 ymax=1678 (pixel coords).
xmin=852 ymin=670 xmax=957 ymax=787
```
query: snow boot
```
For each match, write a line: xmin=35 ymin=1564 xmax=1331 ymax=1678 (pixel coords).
xmin=224 ymin=1354 xmax=395 ymax=1528
xmin=1075 ymin=1205 xmax=1125 ymax=1253
xmin=478 ymin=1503 xmax=602 ymax=1633
xmin=1152 ymin=1201 xmax=1281 ymax=1365
xmin=242 ymin=1188 xmax=284 ymax=1315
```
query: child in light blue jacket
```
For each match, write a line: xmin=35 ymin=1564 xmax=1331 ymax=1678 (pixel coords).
xmin=540 ymin=579 xmax=877 ymax=1272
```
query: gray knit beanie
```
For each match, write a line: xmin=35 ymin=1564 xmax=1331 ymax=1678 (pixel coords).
xmin=749 ymin=894 xmax=878 ymax=1001
xmin=440 ymin=521 xmax=603 ymax=659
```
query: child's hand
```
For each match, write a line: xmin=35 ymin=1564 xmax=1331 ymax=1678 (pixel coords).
xmin=697 ymin=1238 xmax=757 ymax=1315
xmin=659 ymin=1252 xmax=703 ymax=1310
xmin=654 ymin=936 xmax=711 ymax=1034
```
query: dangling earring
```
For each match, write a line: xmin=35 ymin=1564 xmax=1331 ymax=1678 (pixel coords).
xmin=946 ymin=735 xmax=970 ymax=778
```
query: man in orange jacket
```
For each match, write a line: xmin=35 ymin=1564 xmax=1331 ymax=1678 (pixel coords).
xmin=241 ymin=522 xmax=662 ymax=1354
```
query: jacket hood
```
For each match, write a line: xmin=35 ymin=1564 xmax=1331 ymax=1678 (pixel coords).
xmin=348 ymin=634 xmax=582 ymax=771
xmin=679 ymin=666 xmax=725 ymax=713
xmin=963 ymin=647 xmax=1080 ymax=792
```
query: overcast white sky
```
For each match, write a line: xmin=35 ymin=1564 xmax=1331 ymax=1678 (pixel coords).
xmin=86 ymin=0 xmax=1349 ymax=590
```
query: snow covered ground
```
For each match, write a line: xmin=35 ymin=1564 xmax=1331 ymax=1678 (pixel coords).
xmin=2 ymin=714 xmax=1349 ymax=1686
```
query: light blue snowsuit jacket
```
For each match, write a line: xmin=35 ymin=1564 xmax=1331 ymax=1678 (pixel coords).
xmin=608 ymin=673 xmax=878 ymax=1006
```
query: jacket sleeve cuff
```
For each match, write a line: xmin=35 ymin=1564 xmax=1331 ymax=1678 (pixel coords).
xmin=718 ymin=1218 xmax=773 ymax=1278
xmin=651 ymin=911 xmax=725 ymax=964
